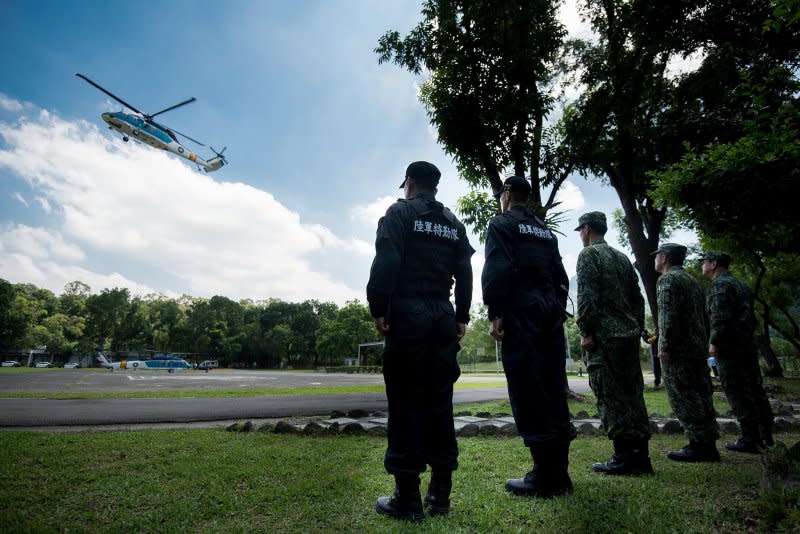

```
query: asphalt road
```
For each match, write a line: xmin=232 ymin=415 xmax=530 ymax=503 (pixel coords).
xmin=0 ymin=369 xmax=590 ymax=428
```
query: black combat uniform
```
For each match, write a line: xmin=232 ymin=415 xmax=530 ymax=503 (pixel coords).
xmin=482 ymin=196 xmax=576 ymax=497
xmin=367 ymin=176 xmax=473 ymax=519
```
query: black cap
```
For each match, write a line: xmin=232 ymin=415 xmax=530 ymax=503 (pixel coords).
xmin=494 ymin=175 xmax=532 ymax=198
xmin=701 ymin=251 xmax=732 ymax=267
xmin=574 ymin=211 xmax=607 ymax=232
xmin=400 ymin=161 xmax=441 ymax=188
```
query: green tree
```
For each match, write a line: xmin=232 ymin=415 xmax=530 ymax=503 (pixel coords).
xmin=561 ymin=0 xmax=709 ymax=321
xmin=458 ymin=307 xmax=494 ymax=366
xmin=85 ymin=288 xmax=131 ymax=351
xmin=564 ymin=0 xmax=799 ymax=329
xmin=315 ymin=301 xmax=376 ymax=367
xmin=0 ymin=279 xmax=22 ymax=349
xmin=649 ymin=0 xmax=800 ymax=375
xmin=41 ymin=313 xmax=85 ymax=354
xmin=377 ymin=0 xmax=574 ymax=238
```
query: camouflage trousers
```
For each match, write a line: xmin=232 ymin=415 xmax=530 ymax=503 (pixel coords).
xmin=717 ymin=347 xmax=774 ymax=438
xmin=587 ymin=337 xmax=651 ymax=441
xmin=662 ymin=357 xmax=720 ymax=443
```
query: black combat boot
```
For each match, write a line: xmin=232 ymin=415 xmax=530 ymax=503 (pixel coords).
xmin=667 ymin=441 xmax=721 ymax=463
xmin=725 ymin=438 xmax=761 ymax=454
xmin=506 ymin=443 xmax=573 ymax=498
xmin=761 ymin=421 xmax=775 ymax=447
xmin=594 ymin=439 xmax=654 ymax=475
xmin=423 ymin=469 xmax=452 ymax=516
xmin=376 ymin=474 xmax=424 ymax=522
xmin=726 ymin=424 xmax=762 ymax=454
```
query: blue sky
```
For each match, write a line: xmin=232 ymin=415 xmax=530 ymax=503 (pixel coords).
xmin=0 ymin=1 xmax=677 ymax=307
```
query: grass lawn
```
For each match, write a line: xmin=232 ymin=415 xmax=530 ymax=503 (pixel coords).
xmin=2 ymin=429 xmax=798 ymax=533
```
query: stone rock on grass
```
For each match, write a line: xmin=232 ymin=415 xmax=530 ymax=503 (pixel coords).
xmin=661 ymin=420 xmax=684 ymax=434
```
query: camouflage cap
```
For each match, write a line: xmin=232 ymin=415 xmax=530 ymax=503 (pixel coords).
xmin=574 ymin=211 xmax=607 ymax=232
xmin=651 ymin=242 xmax=687 ymax=263
xmin=700 ymin=251 xmax=732 ymax=268
xmin=400 ymin=161 xmax=441 ymax=189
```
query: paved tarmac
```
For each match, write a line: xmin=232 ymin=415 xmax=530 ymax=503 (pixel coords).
xmin=0 ymin=369 xmax=591 ymax=428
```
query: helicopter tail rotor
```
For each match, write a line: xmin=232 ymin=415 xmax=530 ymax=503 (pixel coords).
xmin=210 ymin=146 xmax=228 ymax=164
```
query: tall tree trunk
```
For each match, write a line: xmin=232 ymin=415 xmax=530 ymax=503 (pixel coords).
xmin=753 ymin=256 xmax=784 ymax=377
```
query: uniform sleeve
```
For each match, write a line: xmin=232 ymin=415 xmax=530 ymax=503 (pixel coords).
xmin=453 ymin=225 xmax=475 ymax=324
xmin=551 ymin=243 xmax=569 ymax=311
xmin=707 ymin=279 xmax=735 ymax=346
xmin=481 ymin=219 xmax=513 ymax=320
xmin=366 ymin=205 xmax=405 ymax=318
xmin=657 ymin=276 xmax=674 ymax=352
xmin=575 ymin=248 xmax=600 ymax=337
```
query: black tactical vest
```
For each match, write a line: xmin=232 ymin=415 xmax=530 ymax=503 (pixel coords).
xmin=394 ymin=196 xmax=461 ymax=298
xmin=505 ymin=208 xmax=557 ymax=287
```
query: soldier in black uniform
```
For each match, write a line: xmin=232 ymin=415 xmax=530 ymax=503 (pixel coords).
xmin=482 ymin=176 xmax=576 ymax=498
xmin=367 ymin=161 xmax=474 ymax=521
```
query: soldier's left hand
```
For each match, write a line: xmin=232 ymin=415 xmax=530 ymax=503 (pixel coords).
xmin=456 ymin=322 xmax=466 ymax=340
xmin=580 ymin=335 xmax=596 ymax=352
xmin=374 ymin=317 xmax=390 ymax=337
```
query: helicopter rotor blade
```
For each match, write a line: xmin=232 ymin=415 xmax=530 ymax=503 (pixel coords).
xmin=168 ymin=127 xmax=205 ymax=147
xmin=149 ymin=97 xmax=197 ymax=119
xmin=75 ymin=73 xmax=145 ymax=116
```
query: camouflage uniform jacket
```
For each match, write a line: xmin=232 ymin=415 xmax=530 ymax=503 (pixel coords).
xmin=707 ymin=271 xmax=756 ymax=349
xmin=656 ymin=266 xmax=709 ymax=359
xmin=576 ymin=239 xmax=644 ymax=339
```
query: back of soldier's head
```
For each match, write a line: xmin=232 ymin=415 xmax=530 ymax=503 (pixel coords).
xmin=653 ymin=243 xmax=687 ymax=266
xmin=575 ymin=211 xmax=607 ymax=235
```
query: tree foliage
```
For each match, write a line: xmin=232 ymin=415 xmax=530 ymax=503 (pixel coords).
xmin=376 ymin=0 xmax=577 ymax=240
xmin=0 ymin=279 xmax=382 ymax=369
xmin=647 ymin=0 xmax=800 ymax=375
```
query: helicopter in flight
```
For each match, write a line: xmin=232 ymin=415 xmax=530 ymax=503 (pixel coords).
xmin=76 ymin=73 xmax=227 ymax=172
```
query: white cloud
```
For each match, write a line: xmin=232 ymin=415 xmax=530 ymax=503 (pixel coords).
xmin=1 ymin=224 xmax=86 ymax=262
xmin=35 ymin=196 xmax=51 ymax=213
xmin=0 ymin=93 xmax=29 ymax=113
xmin=0 ymin=109 xmax=368 ymax=304
xmin=350 ymin=195 xmax=395 ymax=229
xmin=554 ymin=180 xmax=586 ymax=212
xmin=559 ymin=0 xmax=593 ymax=39
xmin=12 ymin=192 xmax=28 ymax=207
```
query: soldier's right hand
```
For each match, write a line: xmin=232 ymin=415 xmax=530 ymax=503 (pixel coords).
xmin=374 ymin=317 xmax=390 ymax=337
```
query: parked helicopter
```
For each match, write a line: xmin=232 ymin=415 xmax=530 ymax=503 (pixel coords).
xmin=96 ymin=352 xmax=192 ymax=373
xmin=76 ymin=73 xmax=227 ymax=172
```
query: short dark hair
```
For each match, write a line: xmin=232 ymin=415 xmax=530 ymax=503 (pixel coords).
xmin=586 ymin=221 xmax=607 ymax=235
xmin=664 ymin=250 xmax=686 ymax=266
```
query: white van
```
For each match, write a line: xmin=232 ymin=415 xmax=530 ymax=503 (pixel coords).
xmin=198 ymin=360 xmax=219 ymax=371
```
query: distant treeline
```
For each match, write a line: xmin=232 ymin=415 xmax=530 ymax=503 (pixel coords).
xmin=0 ymin=279 xmax=382 ymax=368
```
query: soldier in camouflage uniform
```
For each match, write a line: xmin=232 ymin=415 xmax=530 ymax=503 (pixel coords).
xmin=654 ymin=243 xmax=720 ymax=462
xmin=575 ymin=211 xmax=652 ymax=475
xmin=701 ymin=251 xmax=774 ymax=453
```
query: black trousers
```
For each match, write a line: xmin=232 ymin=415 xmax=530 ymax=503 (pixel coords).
xmin=382 ymin=297 xmax=461 ymax=476
xmin=501 ymin=303 xmax=576 ymax=447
